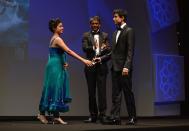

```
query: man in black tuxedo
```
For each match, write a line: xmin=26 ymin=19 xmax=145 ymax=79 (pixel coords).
xmin=102 ymin=9 xmax=136 ymax=125
xmin=82 ymin=16 xmax=110 ymax=123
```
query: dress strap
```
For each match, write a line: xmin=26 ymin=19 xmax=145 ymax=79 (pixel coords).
xmin=49 ymin=37 xmax=59 ymax=46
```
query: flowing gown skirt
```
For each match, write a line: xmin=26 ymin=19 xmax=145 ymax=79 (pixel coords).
xmin=39 ymin=48 xmax=72 ymax=113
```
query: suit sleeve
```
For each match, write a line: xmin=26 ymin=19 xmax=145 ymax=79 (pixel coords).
xmin=82 ymin=33 xmax=94 ymax=53
xmin=100 ymin=33 xmax=111 ymax=62
xmin=100 ymin=50 xmax=111 ymax=62
xmin=124 ymin=28 xmax=135 ymax=70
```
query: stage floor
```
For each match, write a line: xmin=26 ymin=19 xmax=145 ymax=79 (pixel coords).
xmin=1 ymin=118 xmax=189 ymax=131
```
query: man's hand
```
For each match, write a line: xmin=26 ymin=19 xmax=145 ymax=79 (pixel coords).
xmin=92 ymin=57 xmax=101 ymax=63
xmin=101 ymin=43 xmax=107 ymax=50
xmin=122 ymin=68 xmax=129 ymax=76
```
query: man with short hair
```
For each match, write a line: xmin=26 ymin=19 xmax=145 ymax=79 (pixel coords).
xmin=82 ymin=16 xmax=110 ymax=124
xmin=105 ymin=9 xmax=137 ymax=125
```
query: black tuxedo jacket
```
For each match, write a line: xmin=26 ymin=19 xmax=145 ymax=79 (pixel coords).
xmin=82 ymin=31 xmax=110 ymax=62
xmin=104 ymin=25 xmax=135 ymax=71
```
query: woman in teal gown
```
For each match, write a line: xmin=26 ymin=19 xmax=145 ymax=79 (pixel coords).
xmin=37 ymin=18 xmax=93 ymax=124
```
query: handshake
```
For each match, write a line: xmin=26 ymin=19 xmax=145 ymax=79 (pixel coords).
xmin=92 ymin=57 xmax=101 ymax=65
xmin=84 ymin=57 xmax=101 ymax=67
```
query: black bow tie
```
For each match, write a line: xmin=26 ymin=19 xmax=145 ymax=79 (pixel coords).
xmin=116 ymin=26 xmax=122 ymax=31
xmin=92 ymin=31 xmax=100 ymax=35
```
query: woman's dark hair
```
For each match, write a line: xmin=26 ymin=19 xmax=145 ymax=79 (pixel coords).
xmin=48 ymin=18 xmax=62 ymax=32
xmin=113 ymin=9 xmax=128 ymax=22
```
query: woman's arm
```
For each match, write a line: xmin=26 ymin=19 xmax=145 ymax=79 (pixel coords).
xmin=55 ymin=37 xmax=93 ymax=66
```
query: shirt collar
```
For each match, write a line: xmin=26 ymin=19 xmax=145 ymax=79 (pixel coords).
xmin=120 ymin=23 xmax=126 ymax=29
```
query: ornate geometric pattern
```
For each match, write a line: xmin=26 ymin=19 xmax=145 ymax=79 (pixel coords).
xmin=147 ymin=0 xmax=179 ymax=32
xmin=0 ymin=0 xmax=29 ymax=46
xmin=154 ymin=54 xmax=184 ymax=103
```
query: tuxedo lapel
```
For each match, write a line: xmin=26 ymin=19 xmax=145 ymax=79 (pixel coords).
xmin=89 ymin=33 xmax=95 ymax=46
xmin=99 ymin=32 xmax=104 ymax=48
xmin=116 ymin=25 xmax=127 ymax=45
xmin=112 ymin=31 xmax=117 ymax=50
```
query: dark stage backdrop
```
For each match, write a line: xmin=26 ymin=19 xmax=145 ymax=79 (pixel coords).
xmin=0 ymin=0 xmax=183 ymax=116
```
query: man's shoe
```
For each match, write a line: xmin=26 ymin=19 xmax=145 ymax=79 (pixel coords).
xmin=102 ymin=118 xmax=121 ymax=125
xmin=126 ymin=117 xmax=137 ymax=125
xmin=99 ymin=115 xmax=107 ymax=124
xmin=109 ymin=119 xmax=121 ymax=125
xmin=84 ymin=117 xmax=97 ymax=123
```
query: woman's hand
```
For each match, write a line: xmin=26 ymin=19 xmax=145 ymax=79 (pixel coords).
xmin=84 ymin=59 xmax=93 ymax=67
xmin=63 ymin=63 xmax=69 ymax=69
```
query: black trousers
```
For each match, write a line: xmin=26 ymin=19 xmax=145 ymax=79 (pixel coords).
xmin=84 ymin=64 xmax=107 ymax=117
xmin=110 ymin=70 xmax=136 ymax=119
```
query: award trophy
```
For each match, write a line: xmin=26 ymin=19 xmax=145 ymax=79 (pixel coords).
xmin=92 ymin=39 xmax=109 ymax=65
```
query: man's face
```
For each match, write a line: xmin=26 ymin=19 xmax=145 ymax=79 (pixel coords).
xmin=90 ymin=20 xmax=100 ymax=32
xmin=113 ymin=13 xmax=124 ymax=25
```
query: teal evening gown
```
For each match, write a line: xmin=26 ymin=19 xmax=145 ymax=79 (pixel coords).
xmin=39 ymin=47 xmax=72 ymax=113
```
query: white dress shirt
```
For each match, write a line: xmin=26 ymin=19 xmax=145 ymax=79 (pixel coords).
xmin=94 ymin=34 xmax=100 ymax=56
xmin=116 ymin=23 xmax=126 ymax=43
